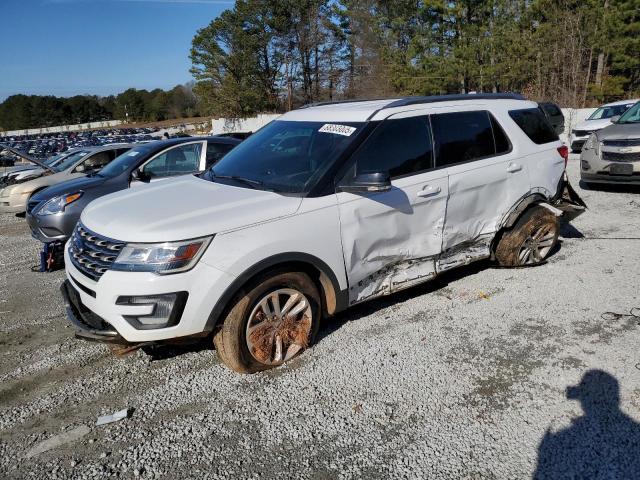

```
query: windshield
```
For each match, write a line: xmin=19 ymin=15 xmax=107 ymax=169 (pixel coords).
xmin=208 ymin=120 xmax=364 ymax=194
xmin=44 ymin=153 xmax=66 ymax=166
xmin=97 ymin=144 xmax=153 ymax=178
xmin=53 ymin=150 xmax=91 ymax=172
xmin=588 ymin=103 xmax=635 ymax=120
xmin=616 ymin=102 xmax=640 ymax=124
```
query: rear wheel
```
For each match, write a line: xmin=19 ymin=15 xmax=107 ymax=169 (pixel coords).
xmin=495 ymin=206 xmax=559 ymax=267
xmin=213 ymin=271 xmax=321 ymax=373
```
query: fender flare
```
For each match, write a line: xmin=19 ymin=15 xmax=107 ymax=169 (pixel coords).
xmin=203 ymin=252 xmax=347 ymax=331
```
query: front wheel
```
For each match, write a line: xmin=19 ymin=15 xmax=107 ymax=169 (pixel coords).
xmin=213 ymin=271 xmax=321 ymax=373
xmin=495 ymin=206 xmax=559 ymax=267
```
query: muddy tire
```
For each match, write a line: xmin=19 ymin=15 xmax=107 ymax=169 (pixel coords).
xmin=495 ymin=206 xmax=559 ymax=267
xmin=213 ymin=271 xmax=321 ymax=373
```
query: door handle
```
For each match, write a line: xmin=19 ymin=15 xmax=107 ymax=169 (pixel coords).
xmin=417 ymin=185 xmax=441 ymax=197
xmin=507 ymin=162 xmax=522 ymax=173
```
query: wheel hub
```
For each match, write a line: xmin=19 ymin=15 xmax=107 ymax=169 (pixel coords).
xmin=246 ymin=288 xmax=312 ymax=365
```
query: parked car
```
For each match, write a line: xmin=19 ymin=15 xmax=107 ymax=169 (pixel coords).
xmin=60 ymin=94 xmax=585 ymax=373
xmin=539 ymin=102 xmax=565 ymax=135
xmin=0 ymin=144 xmax=133 ymax=214
xmin=569 ymin=99 xmax=638 ymax=152
xmin=27 ymin=136 xmax=241 ymax=245
xmin=580 ymin=100 xmax=640 ymax=185
xmin=0 ymin=150 xmax=76 ymax=187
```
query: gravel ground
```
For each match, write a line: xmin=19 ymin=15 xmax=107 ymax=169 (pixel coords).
xmin=1 ymin=155 xmax=639 ymax=479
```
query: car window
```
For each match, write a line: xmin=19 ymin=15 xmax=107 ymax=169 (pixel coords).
xmin=205 ymin=142 xmax=236 ymax=168
xmin=588 ymin=104 xmax=636 ymax=120
xmin=542 ymin=103 xmax=561 ymax=116
xmin=432 ymin=111 xmax=495 ymax=167
xmin=209 ymin=120 xmax=363 ymax=194
xmin=76 ymin=151 xmax=114 ymax=172
xmin=508 ymin=108 xmax=559 ymax=144
xmin=53 ymin=150 xmax=90 ymax=172
xmin=351 ymin=116 xmax=433 ymax=178
xmin=142 ymin=143 xmax=203 ymax=178
xmin=616 ymin=102 xmax=640 ymax=124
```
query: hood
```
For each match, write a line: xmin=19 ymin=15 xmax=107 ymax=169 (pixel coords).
xmin=1 ymin=147 xmax=55 ymax=172
xmin=596 ymin=122 xmax=640 ymax=140
xmin=30 ymin=175 xmax=107 ymax=203
xmin=574 ymin=118 xmax=613 ymax=132
xmin=81 ymin=175 xmax=303 ymax=242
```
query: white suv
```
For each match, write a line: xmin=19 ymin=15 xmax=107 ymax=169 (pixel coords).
xmin=61 ymin=94 xmax=585 ymax=373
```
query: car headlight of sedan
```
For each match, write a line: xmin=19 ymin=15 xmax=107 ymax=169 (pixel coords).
xmin=37 ymin=192 xmax=83 ymax=215
xmin=111 ymin=236 xmax=213 ymax=274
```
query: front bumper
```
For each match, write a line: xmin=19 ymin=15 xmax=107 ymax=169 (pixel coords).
xmin=0 ymin=190 xmax=28 ymax=213
xmin=63 ymin=243 xmax=237 ymax=343
xmin=26 ymin=210 xmax=74 ymax=244
xmin=581 ymin=171 xmax=640 ymax=184
xmin=580 ymin=145 xmax=640 ymax=185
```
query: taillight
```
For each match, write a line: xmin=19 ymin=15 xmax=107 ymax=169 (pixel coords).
xmin=557 ymin=145 xmax=569 ymax=168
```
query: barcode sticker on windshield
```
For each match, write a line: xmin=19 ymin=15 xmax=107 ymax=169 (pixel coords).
xmin=318 ymin=124 xmax=356 ymax=136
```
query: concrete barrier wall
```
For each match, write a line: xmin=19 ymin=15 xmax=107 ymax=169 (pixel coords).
xmin=0 ymin=120 xmax=123 ymax=137
xmin=210 ymin=114 xmax=281 ymax=135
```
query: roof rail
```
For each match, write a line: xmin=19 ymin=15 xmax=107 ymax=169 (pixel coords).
xmin=297 ymin=97 xmax=391 ymax=109
xmin=382 ymin=93 xmax=525 ymax=110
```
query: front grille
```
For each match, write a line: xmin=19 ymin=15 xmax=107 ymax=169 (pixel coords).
xmin=573 ymin=130 xmax=591 ymax=137
xmin=602 ymin=151 xmax=640 ymax=162
xmin=602 ymin=138 xmax=640 ymax=147
xmin=69 ymin=223 xmax=125 ymax=281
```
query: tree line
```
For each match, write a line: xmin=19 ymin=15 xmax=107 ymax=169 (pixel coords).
xmin=0 ymin=84 xmax=201 ymax=131
xmin=190 ymin=0 xmax=640 ymax=118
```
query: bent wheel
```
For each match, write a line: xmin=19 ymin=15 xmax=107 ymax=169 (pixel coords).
xmin=495 ymin=206 xmax=559 ymax=267
xmin=213 ymin=271 xmax=320 ymax=373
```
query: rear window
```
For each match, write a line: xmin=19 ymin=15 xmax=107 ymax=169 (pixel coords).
xmin=509 ymin=108 xmax=559 ymax=144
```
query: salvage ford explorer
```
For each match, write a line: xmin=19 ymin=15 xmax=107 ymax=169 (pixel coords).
xmin=61 ymin=94 xmax=585 ymax=373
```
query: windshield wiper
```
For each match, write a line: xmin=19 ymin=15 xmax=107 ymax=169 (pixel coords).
xmin=211 ymin=171 xmax=263 ymax=189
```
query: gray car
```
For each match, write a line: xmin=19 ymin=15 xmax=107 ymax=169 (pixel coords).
xmin=580 ymin=101 xmax=640 ymax=185
xmin=26 ymin=136 xmax=241 ymax=245
xmin=0 ymin=144 xmax=134 ymax=213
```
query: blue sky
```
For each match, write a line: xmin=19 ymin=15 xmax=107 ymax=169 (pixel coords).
xmin=0 ymin=0 xmax=233 ymax=100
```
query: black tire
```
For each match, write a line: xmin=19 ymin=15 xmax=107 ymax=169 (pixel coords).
xmin=495 ymin=206 xmax=559 ymax=267
xmin=213 ymin=271 xmax=321 ymax=373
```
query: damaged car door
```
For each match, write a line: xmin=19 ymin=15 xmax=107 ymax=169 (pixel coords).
xmin=431 ymin=110 xmax=528 ymax=271
xmin=336 ymin=113 xmax=448 ymax=305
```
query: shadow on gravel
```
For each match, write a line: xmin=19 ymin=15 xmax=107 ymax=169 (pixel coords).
xmin=560 ymin=222 xmax=585 ymax=239
xmin=534 ymin=370 xmax=640 ymax=479
xmin=141 ymin=341 xmax=214 ymax=361
xmin=317 ymin=259 xmax=492 ymax=344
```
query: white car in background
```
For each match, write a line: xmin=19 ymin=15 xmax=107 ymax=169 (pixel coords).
xmin=569 ymin=99 xmax=638 ymax=152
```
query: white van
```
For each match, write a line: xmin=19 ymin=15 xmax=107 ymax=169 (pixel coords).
xmin=61 ymin=94 xmax=585 ymax=373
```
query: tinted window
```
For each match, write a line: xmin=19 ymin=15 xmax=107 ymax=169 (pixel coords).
xmin=541 ymin=103 xmax=561 ymax=116
xmin=432 ymin=111 xmax=495 ymax=167
xmin=205 ymin=142 xmax=235 ymax=168
xmin=490 ymin=114 xmax=511 ymax=154
xmin=143 ymin=143 xmax=203 ymax=178
xmin=509 ymin=108 xmax=559 ymax=144
xmin=352 ymin=116 xmax=432 ymax=178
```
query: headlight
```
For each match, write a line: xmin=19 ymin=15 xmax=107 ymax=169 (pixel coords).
xmin=37 ymin=192 xmax=83 ymax=215
xmin=111 ymin=236 xmax=213 ymax=274
xmin=584 ymin=134 xmax=601 ymax=154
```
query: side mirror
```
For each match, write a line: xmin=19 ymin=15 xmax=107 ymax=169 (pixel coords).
xmin=131 ymin=168 xmax=150 ymax=183
xmin=341 ymin=172 xmax=391 ymax=194
xmin=610 ymin=115 xmax=621 ymax=123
